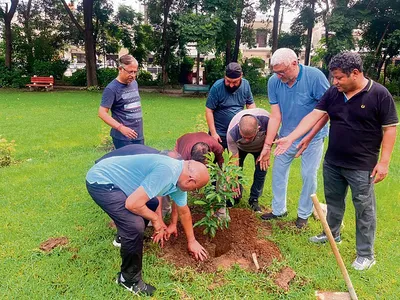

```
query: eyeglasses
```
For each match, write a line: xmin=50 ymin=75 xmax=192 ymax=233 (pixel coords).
xmin=121 ymin=66 xmax=137 ymax=75
xmin=273 ymin=65 xmax=290 ymax=76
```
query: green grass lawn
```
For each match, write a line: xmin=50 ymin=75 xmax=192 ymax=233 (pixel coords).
xmin=0 ymin=89 xmax=399 ymax=299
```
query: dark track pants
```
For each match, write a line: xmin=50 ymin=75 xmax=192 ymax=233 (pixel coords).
xmin=323 ymin=161 xmax=376 ymax=258
xmin=86 ymin=181 xmax=158 ymax=283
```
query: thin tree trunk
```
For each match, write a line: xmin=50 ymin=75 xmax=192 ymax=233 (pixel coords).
xmin=22 ymin=0 xmax=34 ymax=73
xmin=83 ymin=0 xmax=98 ymax=86
xmin=278 ymin=6 xmax=284 ymax=35
xmin=232 ymin=13 xmax=242 ymax=62
xmin=5 ymin=19 xmax=12 ymax=69
xmin=161 ymin=0 xmax=173 ymax=85
xmin=196 ymin=50 xmax=200 ymax=85
xmin=383 ymin=56 xmax=391 ymax=85
xmin=272 ymin=0 xmax=281 ymax=53
xmin=304 ymin=1 xmax=315 ymax=66
xmin=321 ymin=0 xmax=331 ymax=69
xmin=225 ymin=40 xmax=232 ymax=65
xmin=3 ymin=0 xmax=19 ymax=69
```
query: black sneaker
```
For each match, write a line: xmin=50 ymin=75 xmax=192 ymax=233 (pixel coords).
xmin=113 ymin=235 xmax=121 ymax=248
xmin=116 ymin=272 xmax=156 ymax=296
xmin=295 ymin=217 xmax=308 ymax=229
xmin=249 ymin=199 xmax=262 ymax=213
xmin=309 ymin=232 xmax=341 ymax=244
xmin=261 ymin=211 xmax=288 ymax=220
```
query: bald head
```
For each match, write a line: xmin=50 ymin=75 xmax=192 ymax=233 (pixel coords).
xmin=177 ymin=160 xmax=210 ymax=191
xmin=239 ymin=114 xmax=259 ymax=136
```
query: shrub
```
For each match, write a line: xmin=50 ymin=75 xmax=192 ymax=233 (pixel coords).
xmin=194 ymin=150 xmax=246 ymax=238
xmin=50 ymin=59 xmax=70 ymax=80
xmin=137 ymin=70 xmax=156 ymax=86
xmin=97 ymin=68 xmax=118 ymax=87
xmin=204 ymin=56 xmax=225 ymax=86
xmin=0 ymin=136 xmax=16 ymax=167
xmin=68 ymin=69 xmax=87 ymax=87
xmin=32 ymin=59 xmax=70 ymax=80
xmin=0 ymin=67 xmax=30 ymax=88
xmin=242 ymin=57 xmax=268 ymax=96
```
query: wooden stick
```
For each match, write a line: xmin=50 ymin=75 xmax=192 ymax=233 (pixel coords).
xmin=311 ymin=194 xmax=358 ymax=300
xmin=252 ymin=253 xmax=260 ymax=270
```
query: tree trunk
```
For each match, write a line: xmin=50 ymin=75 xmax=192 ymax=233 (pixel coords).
xmin=22 ymin=0 xmax=34 ymax=73
xmin=376 ymin=51 xmax=387 ymax=81
xmin=5 ymin=18 xmax=12 ymax=69
xmin=196 ymin=50 xmax=200 ymax=85
xmin=83 ymin=0 xmax=98 ymax=87
xmin=383 ymin=57 xmax=391 ymax=85
xmin=232 ymin=3 xmax=243 ymax=63
xmin=321 ymin=0 xmax=331 ymax=69
xmin=225 ymin=40 xmax=232 ymax=65
xmin=304 ymin=1 xmax=316 ymax=66
xmin=3 ymin=0 xmax=19 ymax=69
xmin=161 ymin=0 xmax=173 ymax=85
xmin=272 ymin=0 xmax=281 ymax=54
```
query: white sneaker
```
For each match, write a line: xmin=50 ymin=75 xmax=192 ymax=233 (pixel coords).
xmin=351 ymin=256 xmax=376 ymax=271
xmin=112 ymin=235 xmax=121 ymax=248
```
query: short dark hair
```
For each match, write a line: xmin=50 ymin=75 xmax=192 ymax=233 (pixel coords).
xmin=190 ymin=142 xmax=210 ymax=164
xmin=329 ymin=52 xmax=363 ymax=76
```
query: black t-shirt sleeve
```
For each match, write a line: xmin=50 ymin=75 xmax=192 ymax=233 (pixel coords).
xmin=380 ymin=94 xmax=399 ymax=126
xmin=315 ymin=88 xmax=331 ymax=112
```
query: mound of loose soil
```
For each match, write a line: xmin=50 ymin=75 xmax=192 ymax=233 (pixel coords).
xmin=157 ymin=208 xmax=282 ymax=273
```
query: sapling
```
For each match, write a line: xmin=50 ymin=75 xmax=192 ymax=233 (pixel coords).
xmin=194 ymin=149 xmax=246 ymax=238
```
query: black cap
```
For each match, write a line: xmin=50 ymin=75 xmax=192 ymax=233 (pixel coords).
xmin=225 ymin=62 xmax=242 ymax=79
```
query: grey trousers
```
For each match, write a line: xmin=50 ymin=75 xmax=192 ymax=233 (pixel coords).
xmin=323 ymin=161 xmax=376 ymax=258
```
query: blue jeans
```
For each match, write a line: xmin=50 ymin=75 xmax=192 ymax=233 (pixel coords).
xmin=112 ymin=138 xmax=144 ymax=149
xmin=323 ymin=161 xmax=376 ymax=258
xmin=271 ymin=138 xmax=324 ymax=219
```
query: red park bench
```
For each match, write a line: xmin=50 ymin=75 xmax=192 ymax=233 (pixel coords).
xmin=26 ymin=76 xmax=54 ymax=91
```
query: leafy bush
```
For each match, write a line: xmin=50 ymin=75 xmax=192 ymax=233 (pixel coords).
xmin=251 ymin=76 xmax=268 ymax=96
xmin=137 ymin=70 xmax=157 ymax=86
xmin=204 ymin=56 xmax=225 ymax=86
xmin=32 ymin=59 xmax=70 ymax=80
xmin=194 ymin=150 xmax=246 ymax=238
xmin=97 ymin=68 xmax=118 ymax=87
xmin=0 ymin=136 xmax=16 ymax=167
xmin=50 ymin=59 xmax=70 ymax=80
xmin=385 ymin=64 xmax=400 ymax=97
xmin=242 ymin=57 xmax=268 ymax=95
xmin=0 ymin=61 xmax=30 ymax=88
xmin=68 ymin=69 xmax=87 ymax=87
xmin=385 ymin=80 xmax=400 ymax=97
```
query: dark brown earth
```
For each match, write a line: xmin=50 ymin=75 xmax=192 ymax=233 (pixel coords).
xmin=40 ymin=237 xmax=69 ymax=252
xmin=156 ymin=208 xmax=282 ymax=273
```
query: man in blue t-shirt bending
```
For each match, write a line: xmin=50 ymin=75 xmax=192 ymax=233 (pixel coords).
xmin=206 ymin=62 xmax=256 ymax=149
xmin=99 ymin=54 xmax=144 ymax=149
xmin=258 ymin=48 xmax=330 ymax=229
xmin=86 ymin=154 xmax=209 ymax=296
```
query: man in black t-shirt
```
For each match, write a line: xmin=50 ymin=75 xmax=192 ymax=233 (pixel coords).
xmin=273 ymin=52 xmax=398 ymax=271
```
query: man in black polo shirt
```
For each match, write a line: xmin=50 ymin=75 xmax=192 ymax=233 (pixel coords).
xmin=273 ymin=52 xmax=398 ymax=271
